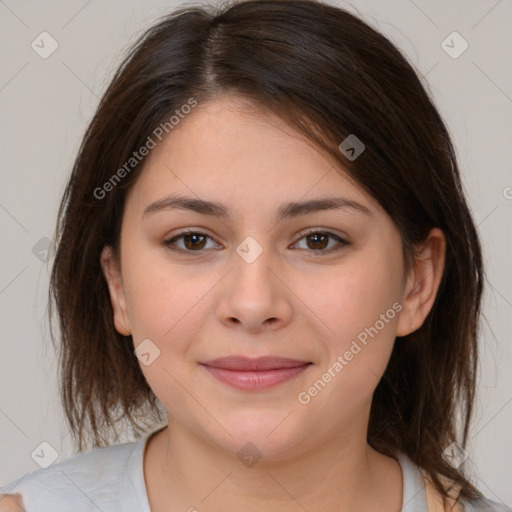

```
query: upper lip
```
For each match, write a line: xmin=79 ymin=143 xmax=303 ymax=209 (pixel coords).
xmin=200 ymin=356 xmax=311 ymax=371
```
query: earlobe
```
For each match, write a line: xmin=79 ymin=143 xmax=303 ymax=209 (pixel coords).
xmin=100 ymin=245 xmax=132 ymax=336
xmin=396 ymin=228 xmax=446 ymax=337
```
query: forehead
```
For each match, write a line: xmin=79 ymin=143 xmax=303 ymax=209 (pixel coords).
xmin=125 ymin=95 xmax=383 ymax=218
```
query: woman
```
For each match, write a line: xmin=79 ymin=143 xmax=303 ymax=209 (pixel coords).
xmin=1 ymin=1 xmax=508 ymax=510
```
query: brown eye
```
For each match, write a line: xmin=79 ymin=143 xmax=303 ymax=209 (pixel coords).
xmin=292 ymin=230 xmax=348 ymax=255
xmin=182 ymin=233 xmax=207 ymax=250
xmin=164 ymin=231 xmax=219 ymax=253
xmin=306 ymin=232 xmax=329 ymax=250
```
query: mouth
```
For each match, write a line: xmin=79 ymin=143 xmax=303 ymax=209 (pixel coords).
xmin=199 ymin=356 xmax=313 ymax=390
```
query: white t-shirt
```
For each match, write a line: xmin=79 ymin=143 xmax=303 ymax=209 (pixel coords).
xmin=1 ymin=427 xmax=509 ymax=511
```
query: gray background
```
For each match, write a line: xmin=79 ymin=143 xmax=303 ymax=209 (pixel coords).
xmin=1 ymin=0 xmax=511 ymax=506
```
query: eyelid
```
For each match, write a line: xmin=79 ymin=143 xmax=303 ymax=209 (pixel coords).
xmin=294 ymin=227 xmax=349 ymax=243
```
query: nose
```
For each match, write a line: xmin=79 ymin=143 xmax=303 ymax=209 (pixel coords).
xmin=216 ymin=240 xmax=293 ymax=334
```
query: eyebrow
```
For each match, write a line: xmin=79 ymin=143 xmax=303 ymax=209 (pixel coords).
xmin=142 ymin=194 xmax=372 ymax=219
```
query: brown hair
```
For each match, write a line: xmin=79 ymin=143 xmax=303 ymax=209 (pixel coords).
xmin=49 ymin=0 xmax=484 ymax=505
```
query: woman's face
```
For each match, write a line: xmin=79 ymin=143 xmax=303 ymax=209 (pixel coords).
xmin=102 ymin=94 xmax=420 ymax=460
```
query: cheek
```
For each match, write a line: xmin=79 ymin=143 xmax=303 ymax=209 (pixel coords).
xmin=120 ymin=248 xmax=224 ymax=396
xmin=121 ymin=242 xmax=204 ymax=338
xmin=299 ymin=251 xmax=403 ymax=347
xmin=120 ymin=254 xmax=212 ymax=417
xmin=292 ymin=249 xmax=403 ymax=414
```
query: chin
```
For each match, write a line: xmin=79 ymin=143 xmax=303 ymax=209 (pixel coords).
xmin=210 ymin=414 xmax=309 ymax=464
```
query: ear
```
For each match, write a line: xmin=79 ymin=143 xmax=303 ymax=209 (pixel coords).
xmin=396 ymin=227 xmax=446 ymax=337
xmin=100 ymin=245 xmax=132 ymax=336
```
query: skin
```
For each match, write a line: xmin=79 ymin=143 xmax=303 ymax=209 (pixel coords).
xmin=0 ymin=494 xmax=25 ymax=512
xmin=98 ymin=94 xmax=446 ymax=511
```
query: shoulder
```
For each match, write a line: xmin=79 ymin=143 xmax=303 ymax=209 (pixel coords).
xmin=0 ymin=494 xmax=25 ymax=512
xmin=0 ymin=439 xmax=141 ymax=512
xmin=423 ymin=475 xmax=511 ymax=512
xmin=423 ymin=476 xmax=463 ymax=512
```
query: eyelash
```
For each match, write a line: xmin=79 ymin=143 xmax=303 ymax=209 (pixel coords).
xmin=163 ymin=228 xmax=349 ymax=256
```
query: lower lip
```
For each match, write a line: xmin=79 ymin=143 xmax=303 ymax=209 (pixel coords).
xmin=201 ymin=364 xmax=311 ymax=390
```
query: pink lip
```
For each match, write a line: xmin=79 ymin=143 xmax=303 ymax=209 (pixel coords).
xmin=200 ymin=356 xmax=312 ymax=390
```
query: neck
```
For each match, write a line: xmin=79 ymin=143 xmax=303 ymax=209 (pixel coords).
xmin=144 ymin=419 xmax=403 ymax=511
